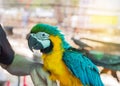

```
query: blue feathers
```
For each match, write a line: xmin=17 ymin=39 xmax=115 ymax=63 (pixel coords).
xmin=63 ymin=50 xmax=104 ymax=86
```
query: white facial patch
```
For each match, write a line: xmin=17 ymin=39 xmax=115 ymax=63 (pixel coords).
xmin=36 ymin=32 xmax=49 ymax=40
xmin=31 ymin=32 xmax=50 ymax=49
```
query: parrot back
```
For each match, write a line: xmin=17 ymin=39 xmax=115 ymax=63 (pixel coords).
xmin=63 ymin=49 xmax=104 ymax=86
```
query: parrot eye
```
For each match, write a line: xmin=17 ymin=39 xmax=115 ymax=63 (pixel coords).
xmin=42 ymin=33 xmax=45 ymax=36
xmin=35 ymin=32 xmax=49 ymax=40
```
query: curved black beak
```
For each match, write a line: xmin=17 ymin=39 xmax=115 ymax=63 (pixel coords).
xmin=27 ymin=34 xmax=43 ymax=52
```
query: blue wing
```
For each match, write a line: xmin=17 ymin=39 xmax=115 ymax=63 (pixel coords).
xmin=63 ymin=50 xmax=104 ymax=86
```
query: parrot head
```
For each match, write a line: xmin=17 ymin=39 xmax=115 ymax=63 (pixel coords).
xmin=27 ymin=23 xmax=70 ymax=53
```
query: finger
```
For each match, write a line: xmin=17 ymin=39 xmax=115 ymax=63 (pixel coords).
xmin=52 ymin=81 xmax=58 ymax=86
xmin=30 ymin=69 xmax=46 ymax=86
xmin=36 ymin=66 xmax=49 ymax=79
xmin=47 ymin=79 xmax=57 ymax=86
xmin=36 ymin=67 xmax=57 ymax=86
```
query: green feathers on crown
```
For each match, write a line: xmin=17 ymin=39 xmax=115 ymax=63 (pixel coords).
xmin=31 ymin=23 xmax=60 ymax=35
xmin=30 ymin=23 xmax=71 ymax=49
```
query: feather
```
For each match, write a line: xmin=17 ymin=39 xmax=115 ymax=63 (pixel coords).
xmin=63 ymin=49 xmax=104 ymax=86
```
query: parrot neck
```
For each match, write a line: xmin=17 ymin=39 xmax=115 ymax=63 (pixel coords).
xmin=42 ymin=35 xmax=65 ymax=56
xmin=50 ymin=36 xmax=64 ymax=51
xmin=42 ymin=36 xmax=65 ymax=70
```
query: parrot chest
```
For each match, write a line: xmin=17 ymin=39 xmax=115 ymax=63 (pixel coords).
xmin=43 ymin=51 xmax=65 ymax=74
xmin=42 ymin=52 xmax=83 ymax=86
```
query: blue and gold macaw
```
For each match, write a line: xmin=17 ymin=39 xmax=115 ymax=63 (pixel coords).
xmin=27 ymin=23 xmax=104 ymax=86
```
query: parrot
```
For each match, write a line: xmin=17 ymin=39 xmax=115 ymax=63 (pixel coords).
xmin=27 ymin=23 xmax=104 ymax=86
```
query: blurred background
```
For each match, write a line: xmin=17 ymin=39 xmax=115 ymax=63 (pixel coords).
xmin=0 ymin=0 xmax=120 ymax=86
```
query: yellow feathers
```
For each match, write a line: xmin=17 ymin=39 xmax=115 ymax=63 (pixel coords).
xmin=50 ymin=36 xmax=64 ymax=51
xmin=42 ymin=35 xmax=65 ymax=73
xmin=42 ymin=36 xmax=83 ymax=86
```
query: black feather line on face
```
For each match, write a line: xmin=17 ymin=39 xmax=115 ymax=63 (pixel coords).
xmin=40 ymin=40 xmax=53 ymax=53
